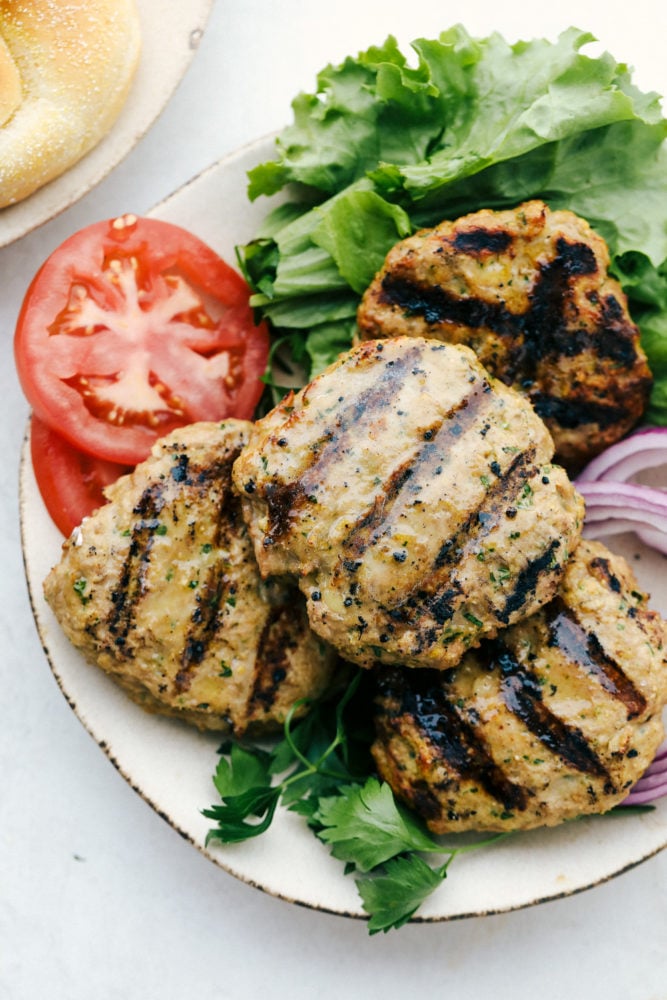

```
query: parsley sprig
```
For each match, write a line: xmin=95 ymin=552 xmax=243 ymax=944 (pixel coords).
xmin=314 ymin=777 xmax=507 ymax=932
xmin=203 ymin=672 xmax=365 ymax=839
xmin=203 ymin=671 xmax=508 ymax=933
xmin=202 ymin=671 xmax=653 ymax=932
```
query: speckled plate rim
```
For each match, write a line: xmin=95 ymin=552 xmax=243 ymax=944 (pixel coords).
xmin=19 ymin=136 xmax=667 ymax=925
xmin=0 ymin=0 xmax=213 ymax=248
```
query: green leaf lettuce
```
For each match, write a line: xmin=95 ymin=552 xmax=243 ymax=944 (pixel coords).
xmin=237 ymin=24 xmax=667 ymax=407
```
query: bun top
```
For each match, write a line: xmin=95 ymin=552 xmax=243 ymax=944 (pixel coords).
xmin=0 ymin=31 xmax=21 ymax=127
xmin=0 ymin=0 xmax=142 ymax=208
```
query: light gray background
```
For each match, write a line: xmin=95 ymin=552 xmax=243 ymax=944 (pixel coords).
xmin=1 ymin=2 xmax=666 ymax=997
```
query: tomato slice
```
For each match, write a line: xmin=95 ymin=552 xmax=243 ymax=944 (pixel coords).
xmin=15 ymin=215 xmax=270 ymax=464
xmin=30 ymin=415 xmax=131 ymax=536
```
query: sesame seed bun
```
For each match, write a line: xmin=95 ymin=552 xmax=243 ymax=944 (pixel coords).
xmin=0 ymin=0 xmax=141 ymax=208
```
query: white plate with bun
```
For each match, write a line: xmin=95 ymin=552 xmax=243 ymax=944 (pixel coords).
xmin=20 ymin=136 xmax=667 ymax=924
xmin=0 ymin=0 xmax=213 ymax=247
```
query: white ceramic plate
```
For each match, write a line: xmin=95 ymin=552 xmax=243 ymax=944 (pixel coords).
xmin=0 ymin=0 xmax=213 ymax=249
xmin=19 ymin=135 xmax=667 ymax=923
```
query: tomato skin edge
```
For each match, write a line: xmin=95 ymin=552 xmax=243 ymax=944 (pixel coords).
xmin=15 ymin=216 xmax=270 ymax=465
xmin=30 ymin=415 xmax=131 ymax=536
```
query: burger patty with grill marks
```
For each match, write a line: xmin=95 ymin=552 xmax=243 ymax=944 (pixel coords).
xmin=232 ymin=336 xmax=584 ymax=670
xmin=371 ymin=540 xmax=667 ymax=832
xmin=43 ymin=420 xmax=339 ymax=736
xmin=356 ymin=200 xmax=653 ymax=471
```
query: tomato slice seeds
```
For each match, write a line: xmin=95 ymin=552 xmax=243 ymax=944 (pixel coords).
xmin=15 ymin=215 xmax=270 ymax=465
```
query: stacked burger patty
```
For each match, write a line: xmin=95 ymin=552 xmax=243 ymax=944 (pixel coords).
xmin=45 ymin=203 xmax=667 ymax=833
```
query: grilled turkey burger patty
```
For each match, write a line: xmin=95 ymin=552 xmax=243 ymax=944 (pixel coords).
xmin=372 ymin=540 xmax=667 ymax=833
xmin=43 ymin=420 xmax=339 ymax=736
xmin=233 ymin=337 xmax=584 ymax=670
xmin=357 ymin=200 xmax=653 ymax=471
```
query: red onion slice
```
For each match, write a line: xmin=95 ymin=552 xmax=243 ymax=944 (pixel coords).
xmin=577 ymin=480 xmax=667 ymax=515
xmin=578 ymin=427 xmax=667 ymax=484
xmin=621 ymin=739 xmax=667 ymax=806
xmin=622 ymin=786 xmax=667 ymax=805
xmin=576 ymin=480 xmax=667 ymax=553
xmin=630 ymin=771 xmax=667 ymax=790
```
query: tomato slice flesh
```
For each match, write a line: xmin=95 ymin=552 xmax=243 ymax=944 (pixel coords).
xmin=30 ymin=415 xmax=131 ymax=536
xmin=15 ymin=216 xmax=270 ymax=464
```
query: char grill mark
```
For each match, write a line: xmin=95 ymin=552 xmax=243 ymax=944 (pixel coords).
xmin=247 ymin=605 xmax=295 ymax=713
xmin=599 ymin=294 xmax=646 ymax=366
xmin=173 ymin=569 xmax=224 ymax=694
xmin=588 ymin=555 xmax=622 ymax=593
xmin=380 ymin=272 xmax=516 ymax=332
xmin=381 ymin=669 xmax=529 ymax=813
xmin=451 ymin=227 xmax=514 ymax=255
xmin=107 ymin=481 xmax=167 ymax=648
xmin=108 ymin=455 xmax=238 ymax=682
xmin=497 ymin=538 xmax=561 ymax=625
xmin=433 ymin=447 xmax=535 ymax=572
xmin=492 ymin=641 xmax=611 ymax=780
xmin=173 ymin=458 xmax=238 ymax=694
xmin=546 ymin=597 xmax=647 ymax=719
xmin=384 ymin=449 xmax=549 ymax=641
xmin=341 ymin=460 xmax=416 ymax=560
xmin=530 ymin=393 xmax=627 ymax=431
xmin=341 ymin=377 xmax=493 ymax=560
xmin=263 ymin=342 xmax=424 ymax=546
xmin=379 ymin=237 xmax=640 ymax=390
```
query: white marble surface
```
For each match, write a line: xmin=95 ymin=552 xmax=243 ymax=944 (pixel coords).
xmin=1 ymin=1 xmax=666 ymax=997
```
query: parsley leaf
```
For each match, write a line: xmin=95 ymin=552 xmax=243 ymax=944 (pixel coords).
xmin=314 ymin=778 xmax=439 ymax=871
xmin=607 ymin=803 xmax=656 ymax=816
xmin=203 ymin=744 xmax=280 ymax=844
xmin=213 ymin=743 xmax=273 ymax=798
xmin=203 ymin=786 xmax=280 ymax=844
xmin=202 ymin=671 xmax=510 ymax=932
xmin=203 ymin=673 xmax=369 ymax=846
xmin=356 ymin=854 xmax=450 ymax=934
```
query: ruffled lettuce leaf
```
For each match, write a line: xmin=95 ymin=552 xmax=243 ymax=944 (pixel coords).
xmin=237 ymin=25 xmax=667 ymax=396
